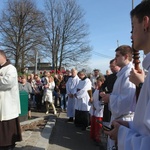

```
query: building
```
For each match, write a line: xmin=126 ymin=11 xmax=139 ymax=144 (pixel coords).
xmin=27 ymin=62 xmax=65 ymax=74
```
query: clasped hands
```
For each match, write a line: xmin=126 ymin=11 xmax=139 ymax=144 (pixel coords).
xmin=68 ymin=94 xmax=74 ymax=98
xmin=99 ymin=92 xmax=110 ymax=103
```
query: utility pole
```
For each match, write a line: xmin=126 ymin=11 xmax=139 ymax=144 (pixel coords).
xmin=132 ymin=0 xmax=134 ymax=9
xmin=117 ymin=40 xmax=119 ymax=47
xmin=35 ymin=49 xmax=38 ymax=74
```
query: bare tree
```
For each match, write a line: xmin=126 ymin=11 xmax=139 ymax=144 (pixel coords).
xmin=0 ymin=0 xmax=45 ymax=72
xmin=43 ymin=0 xmax=92 ymax=71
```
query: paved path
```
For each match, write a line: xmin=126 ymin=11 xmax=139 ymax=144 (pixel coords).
xmin=14 ymin=111 xmax=57 ymax=150
xmin=48 ymin=112 xmax=106 ymax=150
xmin=13 ymin=109 xmax=107 ymax=150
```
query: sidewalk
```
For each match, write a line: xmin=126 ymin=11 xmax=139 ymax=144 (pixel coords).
xmin=48 ymin=112 xmax=107 ymax=150
xmin=14 ymin=111 xmax=57 ymax=150
xmin=14 ymin=110 xmax=107 ymax=150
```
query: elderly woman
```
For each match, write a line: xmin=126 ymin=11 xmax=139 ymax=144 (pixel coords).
xmin=19 ymin=75 xmax=32 ymax=119
xmin=33 ymin=74 xmax=43 ymax=111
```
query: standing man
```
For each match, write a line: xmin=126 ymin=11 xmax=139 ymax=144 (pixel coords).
xmin=0 ymin=50 xmax=22 ymax=150
xmin=105 ymin=1 xmax=150 ymax=150
xmin=74 ymin=71 xmax=92 ymax=130
xmin=102 ymin=59 xmax=120 ymax=122
xmin=66 ymin=68 xmax=80 ymax=122
xmin=100 ymin=45 xmax=136 ymax=149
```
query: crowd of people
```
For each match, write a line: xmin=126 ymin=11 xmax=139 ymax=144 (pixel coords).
xmin=18 ymin=70 xmax=72 ymax=118
xmin=0 ymin=1 xmax=150 ymax=150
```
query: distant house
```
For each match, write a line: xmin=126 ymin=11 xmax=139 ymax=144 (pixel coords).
xmin=27 ymin=62 xmax=65 ymax=74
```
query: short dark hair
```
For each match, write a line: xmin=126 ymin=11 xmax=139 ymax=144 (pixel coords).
xmin=96 ymin=74 xmax=105 ymax=82
xmin=115 ymin=45 xmax=133 ymax=61
xmin=109 ymin=59 xmax=115 ymax=64
xmin=21 ymin=74 xmax=27 ymax=79
xmin=130 ymin=1 xmax=150 ymax=23
xmin=93 ymin=69 xmax=99 ymax=72
xmin=78 ymin=71 xmax=86 ymax=75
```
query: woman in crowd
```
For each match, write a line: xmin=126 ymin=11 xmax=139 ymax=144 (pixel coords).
xmin=34 ymin=74 xmax=43 ymax=111
xmin=59 ymin=74 xmax=67 ymax=111
xmin=19 ymin=74 xmax=32 ymax=119
xmin=44 ymin=72 xmax=57 ymax=115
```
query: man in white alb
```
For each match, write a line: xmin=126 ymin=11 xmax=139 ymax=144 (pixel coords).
xmin=66 ymin=68 xmax=80 ymax=122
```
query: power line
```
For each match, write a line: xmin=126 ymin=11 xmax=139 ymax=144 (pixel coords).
xmin=92 ymin=51 xmax=113 ymax=59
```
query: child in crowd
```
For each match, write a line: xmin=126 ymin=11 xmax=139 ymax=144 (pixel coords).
xmin=89 ymin=75 xmax=105 ymax=144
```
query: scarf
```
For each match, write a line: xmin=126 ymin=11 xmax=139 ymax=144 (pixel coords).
xmin=0 ymin=59 xmax=11 ymax=69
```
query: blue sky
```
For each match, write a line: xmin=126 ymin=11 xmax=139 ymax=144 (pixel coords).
xmin=0 ymin=0 xmax=143 ymax=74
xmin=75 ymin=0 xmax=142 ymax=74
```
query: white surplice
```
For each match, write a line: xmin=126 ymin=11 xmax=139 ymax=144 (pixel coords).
xmin=75 ymin=77 xmax=92 ymax=111
xmin=108 ymin=62 xmax=136 ymax=149
xmin=89 ymin=89 xmax=104 ymax=117
xmin=110 ymin=62 xmax=136 ymax=121
xmin=118 ymin=52 xmax=150 ymax=150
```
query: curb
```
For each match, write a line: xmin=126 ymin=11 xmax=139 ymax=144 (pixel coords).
xmin=35 ymin=115 xmax=57 ymax=150
xmin=20 ymin=117 xmax=45 ymax=126
xmin=15 ymin=114 xmax=57 ymax=150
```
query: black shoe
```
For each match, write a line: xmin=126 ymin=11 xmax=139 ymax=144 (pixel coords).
xmin=67 ymin=117 xmax=73 ymax=122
